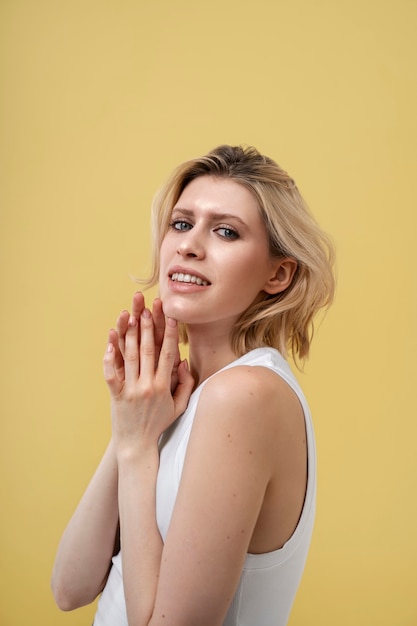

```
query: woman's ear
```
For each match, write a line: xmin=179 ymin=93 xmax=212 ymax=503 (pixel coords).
xmin=263 ymin=257 xmax=298 ymax=295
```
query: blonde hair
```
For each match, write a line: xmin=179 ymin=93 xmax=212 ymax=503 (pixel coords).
xmin=141 ymin=145 xmax=335 ymax=363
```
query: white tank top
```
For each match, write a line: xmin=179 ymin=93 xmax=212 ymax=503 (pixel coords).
xmin=94 ymin=347 xmax=316 ymax=626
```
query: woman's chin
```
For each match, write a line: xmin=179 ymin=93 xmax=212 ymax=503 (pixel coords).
xmin=160 ymin=300 xmax=189 ymax=323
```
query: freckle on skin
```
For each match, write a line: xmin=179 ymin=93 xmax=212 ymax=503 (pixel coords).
xmin=249 ymin=450 xmax=252 ymax=455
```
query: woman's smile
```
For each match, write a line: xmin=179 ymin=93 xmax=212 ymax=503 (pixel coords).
xmin=170 ymin=273 xmax=209 ymax=286
xmin=168 ymin=265 xmax=211 ymax=289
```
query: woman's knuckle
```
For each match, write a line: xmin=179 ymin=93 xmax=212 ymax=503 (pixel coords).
xmin=124 ymin=388 xmax=137 ymax=403
xmin=155 ymin=380 xmax=167 ymax=395
xmin=104 ymin=371 xmax=115 ymax=383
xmin=162 ymin=348 xmax=175 ymax=361
xmin=141 ymin=383 xmax=154 ymax=398
xmin=141 ymin=344 xmax=155 ymax=358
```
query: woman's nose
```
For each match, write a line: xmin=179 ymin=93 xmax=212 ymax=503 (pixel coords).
xmin=177 ymin=229 xmax=205 ymax=258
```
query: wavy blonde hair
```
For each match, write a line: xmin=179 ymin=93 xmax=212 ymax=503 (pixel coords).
xmin=141 ymin=145 xmax=335 ymax=363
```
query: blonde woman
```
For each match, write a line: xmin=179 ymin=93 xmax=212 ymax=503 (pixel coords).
xmin=52 ymin=145 xmax=335 ymax=626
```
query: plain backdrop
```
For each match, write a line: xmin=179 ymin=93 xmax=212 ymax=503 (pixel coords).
xmin=1 ymin=1 xmax=416 ymax=624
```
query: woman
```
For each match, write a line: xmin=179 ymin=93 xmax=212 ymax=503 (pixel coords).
xmin=51 ymin=145 xmax=335 ymax=626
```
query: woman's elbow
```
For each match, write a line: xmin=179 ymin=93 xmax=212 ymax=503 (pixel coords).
xmin=51 ymin=581 xmax=75 ymax=611
xmin=51 ymin=576 xmax=96 ymax=612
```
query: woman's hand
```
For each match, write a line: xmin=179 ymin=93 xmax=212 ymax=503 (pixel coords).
xmin=103 ymin=302 xmax=194 ymax=459
xmin=111 ymin=292 xmax=181 ymax=394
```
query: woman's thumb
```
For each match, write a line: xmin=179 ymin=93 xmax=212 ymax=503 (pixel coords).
xmin=173 ymin=359 xmax=194 ymax=417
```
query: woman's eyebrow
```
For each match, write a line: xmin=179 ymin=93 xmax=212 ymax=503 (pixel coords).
xmin=172 ymin=207 xmax=247 ymax=227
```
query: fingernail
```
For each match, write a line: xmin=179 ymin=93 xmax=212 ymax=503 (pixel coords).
xmin=128 ymin=315 xmax=136 ymax=327
xmin=167 ymin=317 xmax=177 ymax=327
xmin=142 ymin=308 xmax=151 ymax=319
xmin=107 ymin=343 xmax=113 ymax=353
xmin=183 ymin=358 xmax=189 ymax=370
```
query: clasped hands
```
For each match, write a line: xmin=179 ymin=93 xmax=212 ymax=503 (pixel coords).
xmin=103 ymin=292 xmax=194 ymax=457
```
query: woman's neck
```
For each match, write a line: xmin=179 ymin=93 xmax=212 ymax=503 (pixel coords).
xmin=185 ymin=327 xmax=239 ymax=387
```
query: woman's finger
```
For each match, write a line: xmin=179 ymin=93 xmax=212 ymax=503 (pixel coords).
xmin=116 ymin=310 xmax=129 ymax=357
xmin=139 ymin=308 xmax=156 ymax=379
xmin=117 ymin=294 xmax=145 ymax=357
xmin=124 ymin=315 xmax=140 ymax=385
xmin=103 ymin=343 xmax=123 ymax=396
xmin=108 ymin=328 xmax=125 ymax=381
xmin=153 ymin=299 xmax=181 ymax=391
xmin=126 ymin=292 xmax=145 ymax=358
xmin=132 ymin=291 xmax=145 ymax=321
xmin=156 ymin=317 xmax=179 ymax=384
xmin=152 ymin=298 xmax=165 ymax=359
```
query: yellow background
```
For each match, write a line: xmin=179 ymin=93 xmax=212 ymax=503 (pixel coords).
xmin=1 ymin=1 xmax=416 ymax=624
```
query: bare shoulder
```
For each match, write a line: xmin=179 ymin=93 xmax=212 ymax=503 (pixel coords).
xmin=192 ymin=364 xmax=305 ymax=470
xmin=198 ymin=364 xmax=303 ymax=429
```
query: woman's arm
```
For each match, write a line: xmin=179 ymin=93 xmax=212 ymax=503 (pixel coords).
xmin=51 ymin=292 xmax=178 ymax=612
xmin=104 ymin=307 xmax=194 ymax=625
xmin=51 ymin=439 xmax=119 ymax=610
xmin=149 ymin=366 xmax=283 ymax=626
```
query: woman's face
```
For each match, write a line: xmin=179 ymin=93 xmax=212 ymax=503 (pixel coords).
xmin=159 ymin=176 xmax=279 ymax=333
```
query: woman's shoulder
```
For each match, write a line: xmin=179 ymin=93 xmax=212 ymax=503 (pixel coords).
xmin=204 ymin=360 xmax=284 ymax=398
xmin=215 ymin=347 xmax=296 ymax=387
xmin=197 ymin=350 xmax=302 ymax=433
xmin=203 ymin=347 xmax=296 ymax=399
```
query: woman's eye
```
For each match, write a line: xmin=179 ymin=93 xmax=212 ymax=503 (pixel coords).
xmin=216 ymin=227 xmax=239 ymax=240
xmin=170 ymin=220 xmax=192 ymax=232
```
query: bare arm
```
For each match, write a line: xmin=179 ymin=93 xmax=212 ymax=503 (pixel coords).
xmin=104 ymin=307 xmax=194 ymax=625
xmin=51 ymin=293 xmax=179 ymax=612
xmin=149 ymin=368 xmax=281 ymax=625
xmin=51 ymin=440 xmax=119 ymax=610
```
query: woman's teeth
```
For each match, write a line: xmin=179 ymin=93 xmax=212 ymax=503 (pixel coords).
xmin=171 ymin=272 xmax=208 ymax=286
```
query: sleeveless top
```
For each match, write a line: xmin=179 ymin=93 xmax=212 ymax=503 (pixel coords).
xmin=94 ymin=347 xmax=316 ymax=626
